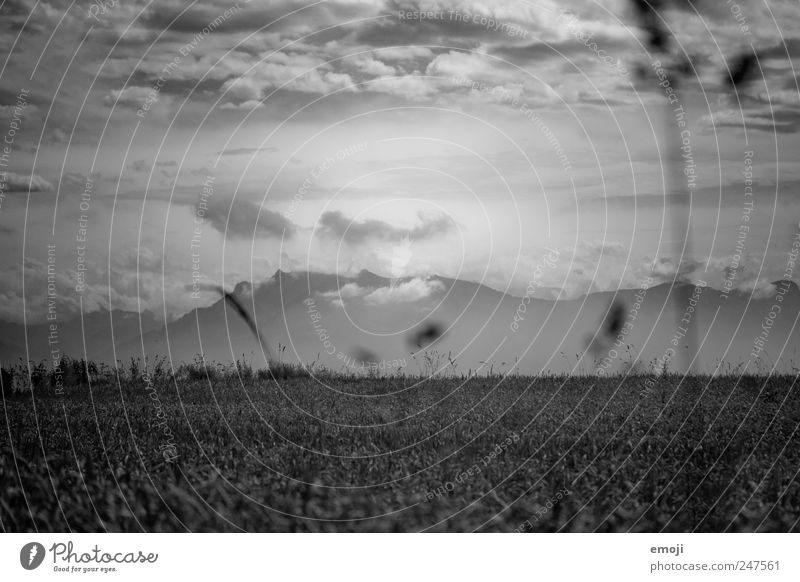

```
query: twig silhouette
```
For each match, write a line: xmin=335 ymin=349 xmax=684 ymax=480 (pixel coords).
xmin=407 ymin=322 xmax=445 ymax=349
xmin=195 ymin=284 xmax=274 ymax=364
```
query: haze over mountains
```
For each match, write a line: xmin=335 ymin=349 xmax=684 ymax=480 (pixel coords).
xmin=3 ymin=269 xmax=798 ymax=376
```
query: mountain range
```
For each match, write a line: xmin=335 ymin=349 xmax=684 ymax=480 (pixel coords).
xmin=3 ymin=270 xmax=798 ymax=375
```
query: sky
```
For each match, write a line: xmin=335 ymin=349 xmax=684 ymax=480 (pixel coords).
xmin=0 ymin=0 xmax=798 ymax=323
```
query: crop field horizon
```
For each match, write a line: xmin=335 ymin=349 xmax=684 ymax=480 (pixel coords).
xmin=2 ymin=360 xmax=798 ymax=533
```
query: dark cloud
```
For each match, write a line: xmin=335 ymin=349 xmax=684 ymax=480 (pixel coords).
xmin=130 ymin=160 xmax=150 ymax=173
xmin=203 ymin=197 xmax=296 ymax=239
xmin=0 ymin=0 xmax=30 ymax=17
xmin=576 ymin=92 xmax=630 ymax=107
xmin=0 ymin=171 xmax=54 ymax=193
xmin=356 ymin=18 xmax=498 ymax=51
xmin=713 ymin=107 xmax=800 ymax=134
xmin=494 ymin=36 xmax=633 ymax=63
xmin=581 ymin=180 xmax=800 ymax=210
xmin=748 ymin=108 xmax=800 ymax=133
xmin=140 ymin=76 xmax=228 ymax=97
xmin=316 ymin=210 xmax=454 ymax=244
xmin=141 ymin=2 xmax=279 ymax=34
xmin=648 ymin=255 xmax=706 ymax=283
xmin=756 ymin=38 xmax=800 ymax=60
xmin=140 ymin=1 xmax=369 ymax=35
xmin=0 ymin=86 xmax=29 ymax=106
xmin=357 ymin=22 xmax=469 ymax=50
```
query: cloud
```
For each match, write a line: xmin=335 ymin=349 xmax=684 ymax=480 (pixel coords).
xmin=140 ymin=2 xmax=282 ymax=34
xmin=363 ymin=278 xmax=445 ymax=304
xmin=354 ymin=2 xmax=537 ymax=50
xmin=130 ymin=159 xmax=150 ymax=173
xmin=0 ymin=256 xmax=106 ymax=323
xmin=220 ymin=52 xmax=358 ymax=101
xmin=316 ymin=210 xmax=454 ymax=244
xmin=756 ymin=38 xmax=800 ymax=60
xmin=0 ymin=171 xmax=54 ymax=192
xmin=376 ymin=46 xmax=435 ymax=61
xmin=495 ymin=35 xmax=632 ymax=63
xmin=104 ymin=86 xmax=153 ymax=108
xmin=642 ymin=256 xmax=706 ymax=285
xmin=214 ymin=146 xmax=278 ymax=156
xmin=699 ymin=105 xmax=800 ymax=134
xmin=708 ymin=254 xmax=784 ymax=298
xmin=316 ymin=277 xmax=447 ymax=305
xmin=574 ymin=240 xmax=627 ymax=259
xmin=426 ymin=50 xmax=501 ymax=81
xmin=45 ymin=128 xmax=69 ymax=146
xmin=114 ymin=246 xmax=164 ymax=272
xmin=344 ymin=54 xmax=397 ymax=77
xmin=139 ymin=1 xmax=377 ymax=35
xmin=366 ymin=74 xmax=440 ymax=100
xmin=219 ymin=100 xmax=266 ymax=111
xmin=203 ymin=197 xmax=296 ymax=239
xmin=318 ymin=282 xmax=371 ymax=301
xmin=0 ymin=0 xmax=65 ymax=33
xmin=220 ymin=76 xmax=263 ymax=102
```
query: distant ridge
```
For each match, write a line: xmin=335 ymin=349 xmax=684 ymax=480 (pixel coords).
xmin=0 ymin=270 xmax=797 ymax=374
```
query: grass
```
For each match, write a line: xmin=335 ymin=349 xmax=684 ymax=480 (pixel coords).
xmin=1 ymin=357 xmax=799 ymax=532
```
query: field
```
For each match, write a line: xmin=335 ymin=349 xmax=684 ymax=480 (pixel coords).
xmin=2 ymin=360 xmax=799 ymax=532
